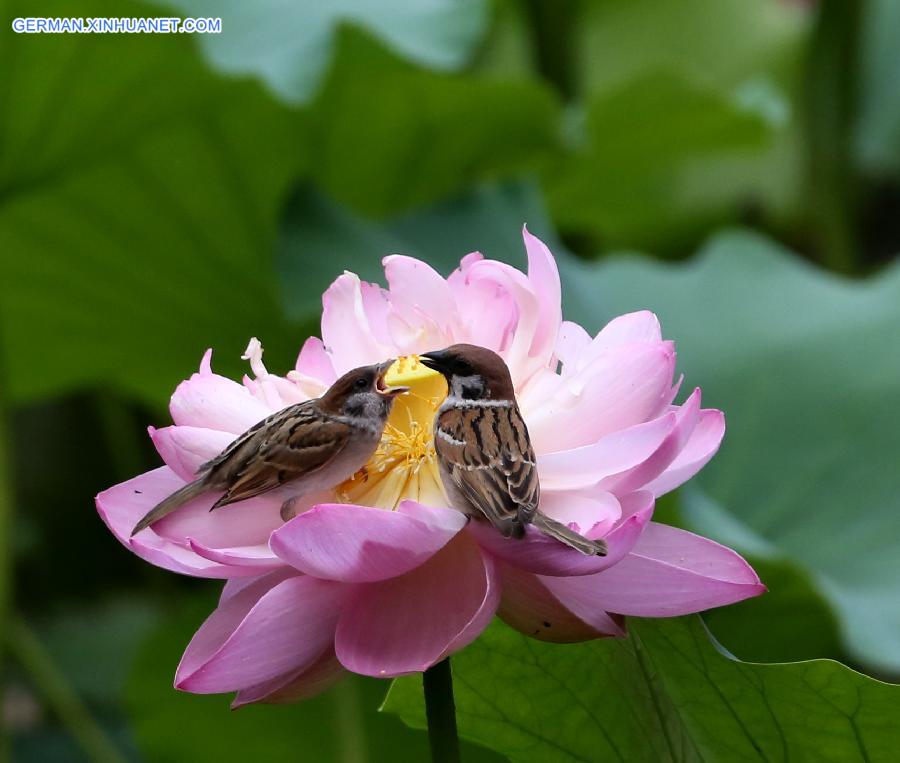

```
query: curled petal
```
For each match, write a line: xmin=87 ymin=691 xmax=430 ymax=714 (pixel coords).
xmin=644 ymin=409 xmax=726 ymax=496
xmin=231 ymin=647 xmax=347 ymax=708
xmin=188 ymin=539 xmax=281 ymax=572
xmin=335 ymin=534 xmax=498 ymax=677
xmin=176 ymin=575 xmax=345 ymax=693
xmin=149 ymin=425 xmax=234 ymax=482
xmin=270 ymin=501 xmax=466 ymax=583
xmin=97 ymin=468 xmax=261 ymax=578
xmin=169 ymin=350 xmax=273 ymax=433
xmin=468 ymin=492 xmax=653 ymax=577
xmin=600 ymin=388 xmax=702 ymax=494
xmin=537 ymin=413 xmax=677 ymax=489
xmin=587 ymin=522 xmax=766 ymax=616
xmin=498 ymin=562 xmax=625 ymax=642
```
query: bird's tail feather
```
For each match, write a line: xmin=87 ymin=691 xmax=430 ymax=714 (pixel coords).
xmin=533 ymin=512 xmax=608 ymax=556
xmin=130 ymin=479 xmax=207 ymax=536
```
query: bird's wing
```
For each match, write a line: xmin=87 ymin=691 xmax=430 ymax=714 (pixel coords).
xmin=205 ymin=403 xmax=355 ymax=509
xmin=434 ymin=404 xmax=539 ymax=536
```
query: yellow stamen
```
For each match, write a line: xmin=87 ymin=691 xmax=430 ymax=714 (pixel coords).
xmin=337 ymin=355 xmax=448 ymax=509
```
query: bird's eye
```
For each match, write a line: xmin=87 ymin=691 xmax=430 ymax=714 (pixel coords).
xmin=354 ymin=377 xmax=369 ymax=390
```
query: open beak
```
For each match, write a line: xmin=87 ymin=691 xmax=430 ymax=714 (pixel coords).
xmin=375 ymin=359 xmax=410 ymax=397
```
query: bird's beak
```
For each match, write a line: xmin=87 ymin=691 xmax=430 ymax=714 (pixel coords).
xmin=419 ymin=350 xmax=447 ymax=373
xmin=375 ymin=359 xmax=410 ymax=397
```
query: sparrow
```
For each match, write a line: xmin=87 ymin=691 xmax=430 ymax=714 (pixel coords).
xmin=130 ymin=360 xmax=409 ymax=536
xmin=421 ymin=344 xmax=606 ymax=556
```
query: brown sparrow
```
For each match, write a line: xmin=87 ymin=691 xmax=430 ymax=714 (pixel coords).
xmin=130 ymin=360 xmax=409 ymax=536
xmin=421 ymin=344 xmax=606 ymax=556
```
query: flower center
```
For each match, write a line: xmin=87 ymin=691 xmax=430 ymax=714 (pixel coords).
xmin=337 ymin=355 xmax=448 ymax=509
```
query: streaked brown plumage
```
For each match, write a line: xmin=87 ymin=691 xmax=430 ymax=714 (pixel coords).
xmin=130 ymin=360 xmax=409 ymax=536
xmin=421 ymin=344 xmax=606 ymax=556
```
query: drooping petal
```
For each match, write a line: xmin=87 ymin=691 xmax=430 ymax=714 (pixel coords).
xmin=231 ymin=647 xmax=347 ymax=708
xmin=599 ymin=388 xmax=701 ymax=494
xmin=176 ymin=575 xmax=345 ymax=693
xmin=169 ymin=350 xmax=274 ymax=434
xmin=498 ymin=562 xmax=625 ymax=642
xmin=643 ymin=409 xmax=726 ymax=496
xmin=97 ymin=468 xmax=259 ymax=578
xmin=321 ymin=272 xmax=393 ymax=374
xmin=335 ymin=534 xmax=498 ymax=677
xmin=536 ymin=413 xmax=677 ymax=489
xmin=586 ymin=522 xmax=765 ymax=616
xmin=527 ymin=342 xmax=676 ymax=452
xmin=468 ymin=492 xmax=653 ymax=577
xmin=149 ymin=425 xmax=234 ymax=482
xmin=270 ymin=501 xmax=466 ymax=583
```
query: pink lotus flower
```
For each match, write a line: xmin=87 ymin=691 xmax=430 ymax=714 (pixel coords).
xmin=96 ymin=228 xmax=763 ymax=706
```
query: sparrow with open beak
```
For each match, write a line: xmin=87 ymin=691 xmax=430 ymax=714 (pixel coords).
xmin=130 ymin=360 xmax=409 ymax=536
xmin=421 ymin=344 xmax=606 ymax=556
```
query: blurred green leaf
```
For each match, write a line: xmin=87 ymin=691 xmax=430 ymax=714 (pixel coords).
xmin=306 ymin=28 xmax=560 ymax=217
xmin=856 ymin=0 xmax=900 ymax=175
xmin=385 ymin=616 xmax=899 ymax=762
xmin=126 ymin=593 xmax=502 ymax=763
xmin=564 ymin=230 xmax=900 ymax=673
xmin=0 ymin=0 xmax=304 ymax=408
xmin=166 ymin=0 xmax=489 ymax=104
xmin=580 ymin=0 xmax=807 ymax=95
xmin=545 ymin=71 xmax=773 ymax=249
xmin=277 ymin=181 xmax=560 ymax=320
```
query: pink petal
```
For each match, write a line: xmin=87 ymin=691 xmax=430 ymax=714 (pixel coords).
xmin=321 ymin=273 xmax=393 ymax=374
xmin=149 ymin=425 xmax=234 ymax=482
xmin=384 ymin=255 xmax=456 ymax=335
xmin=295 ymin=336 xmax=337 ymax=384
xmin=527 ymin=342 xmax=676 ymax=452
xmin=468 ymin=493 xmax=653 ymax=577
xmin=498 ymin=562 xmax=625 ymax=642
xmin=465 ymin=258 xmax=544 ymax=384
xmin=269 ymin=501 xmax=466 ymax=583
xmin=335 ymin=534 xmax=499 ymax=677
xmin=587 ymin=522 xmax=765 ymax=616
xmin=592 ymin=311 xmax=662 ymax=350
xmin=152 ymin=483 xmax=283 ymax=551
xmin=178 ymin=570 xmax=296 ymax=679
xmin=188 ymin=539 xmax=281 ymax=571
xmin=536 ymin=412 xmax=677 ymax=489
xmin=554 ymin=321 xmax=591 ymax=375
xmin=522 ymin=226 xmax=562 ymax=360
xmin=176 ymin=575 xmax=345 ymax=693
xmin=644 ymin=409 xmax=726 ymax=496
xmin=231 ymin=647 xmax=347 ymax=708
xmin=536 ymin=491 xmax=622 ymax=538
xmin=96 ymin=468 xmax=251 ymax=578
xmin=447 ymin=255 xmax=519 ymax=356
xmin=599 ymin=388 xmax=702 ymax=493
xmin=169 ymin=350 xmax=274 ymax=434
